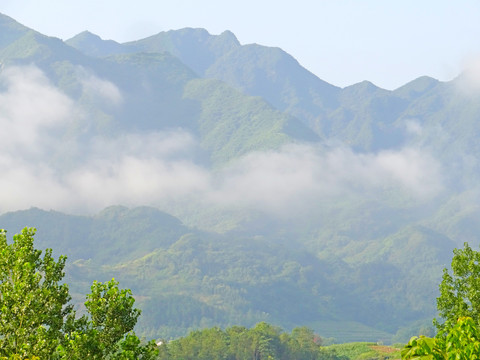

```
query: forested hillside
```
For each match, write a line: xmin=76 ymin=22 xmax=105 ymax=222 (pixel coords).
xmin=1 ymin=12 xmax=480 ymax=343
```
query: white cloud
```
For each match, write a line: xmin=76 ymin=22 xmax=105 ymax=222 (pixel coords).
xmin=404 ymin=119 xmax=423 ymax=136
xmin=375 ymin=148 xmax=442 ymax=196
xmin=209 ymin=144 xmax=443 ymax=216
xmin=0 ymin=65 xmax=446 ymax=218
xmin=455 ymin=55 xmax=480 ymax=94
xmin=0 ymin=66 xmax=75 ymax=156
xmin=88 ymin=131 xmax=198 ymax=160
xmin=65 ymin=155 xmax=210 ymax=212
xmin=0 ymin=160 xmax=71 ymax=211
xmin=77 ymin=67 xmax=123 ymax=106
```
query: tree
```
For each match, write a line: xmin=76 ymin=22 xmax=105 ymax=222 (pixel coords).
xmin=402 ymin=317 xmax=480 ymax=360
xmin=402 ymin=243 xmax=480 ymax=359
xmin=0 ymin=227 xmax=72 ymax=358
xmin=289 ymin=327 xmax=321 ymax=360
xmin=0 ymin=227 xmax=158 ymax=359
xmin=249 ymin=322 xmax=281 ymax=360
xmin=166 ymin=327 xmax=228 ymax=360
xmin=159 ymin=323 xmax=341 ymax=360
xmin=435 ymin=242 xmax=480 ymax=333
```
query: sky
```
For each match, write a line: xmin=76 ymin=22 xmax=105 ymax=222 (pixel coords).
xmin=1 ymin=1 xmax=480 ymax=90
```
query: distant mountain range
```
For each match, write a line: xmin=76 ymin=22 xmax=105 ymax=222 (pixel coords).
xmin=1 ymin=12 xmax=480 ymax=343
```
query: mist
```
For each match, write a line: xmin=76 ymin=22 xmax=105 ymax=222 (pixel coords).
xmin=0 ymin=65 xmax=447 ymax=218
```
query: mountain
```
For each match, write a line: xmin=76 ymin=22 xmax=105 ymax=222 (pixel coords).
xmin=0 ymin=13 xmax=32 ymax=48
xmin=205 ymin=44 xmax=341 ymax=129
xmin=65 ymin=31 xmax=126 ymax=58
xmin=63 ymin=25 xmax=480 ymax=160
xmin=124 ymin=28 xmax=241 ymax=76
xmin=0 ymin=18 xmax=89 ymax=68
xmin=0 ymin=19 xmax=316 ymax=167
xmin=2 ymin=13 xmax=480 ymax=343
xmin=0 ymin=206 xmax=437 ymax=342
xmin=67 ymin=27 xmax=341 ymax=135
xmin=0 ymin=206 xmax=187 ymax=263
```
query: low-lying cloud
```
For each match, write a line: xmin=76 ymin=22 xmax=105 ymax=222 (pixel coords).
xmin=455 ymin=54 xmax=480 ymax=94
xmin=0 ymin=66 xmax=74 ymax=157
xmin=77 ymin=67 xmax=123 ymax=106
xmin=210 ymin=144 xmax=443 ymax=216
xmin=0 ymin=65 xmax=446 ymax=217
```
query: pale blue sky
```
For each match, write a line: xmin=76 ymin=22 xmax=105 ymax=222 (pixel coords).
xmin=1 ymin=0 xmax=480 ymax=90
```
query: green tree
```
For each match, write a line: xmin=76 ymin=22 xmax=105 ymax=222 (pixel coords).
xmin=0 ymin=227 xmax=158 ymax=359
xmin=402 ymin=317 xmax=480 ymax=360
xmin=249 ymin=322 xmax=282 ymax=360
xmin=435 ymin=242 xmax=480 ymax=333
xmin=402 ymin=243 xmax=480 ymax=359
xmin=159 ymin=323 xmax=343 ymax=360
xmin=288 ymin=327 xmax=320 ymax=360
xmin=225 ymin=326 xmax=252 ymax=360
xmin=166 ymin=327 xmax=228 ymax=360
xmin=0 ymin=228 xmax=72 ymax=358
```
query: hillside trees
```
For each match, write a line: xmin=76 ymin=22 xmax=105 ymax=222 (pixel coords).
xmin=0 ymin=227 xmax=157 ymax=359
xmin=158 ymin=322 xmax=344 ymax=360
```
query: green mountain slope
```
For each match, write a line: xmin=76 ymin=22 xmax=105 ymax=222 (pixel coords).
xmin=0 ymin=207 xmax=340 ymax=339
xmin=183 ymin=78 xmax=318 ymax=163
xmin=205 ymin=44 xmax=340 ymax=130
xmin=0 ymin=206 xmax=457 ymax=342
xmin=0 ymin=27 xmax=90 ymax=69
xmin=0 ymin=206 xmax=187 ymax=263
xmin=0 ymin=13 xmax=33 ymax=49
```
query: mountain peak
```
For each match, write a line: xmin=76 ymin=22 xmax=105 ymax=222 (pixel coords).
xmin=392 ymin=75 xmax=439 ymax=99
xmin=346 ymin=80 xmax=381 ymax=91
xmin=0 ymin=12 xmax=22 ymax=26
xmin=340 ymin=80 xmax=389 ymax=99
xmin=125 ymin=27 xmax=241 ymax=75
xmin=219 ymin=30 xmax=240 ymax=46
xmin=68 ymin=30 xmax=102 ymax=41
xmin=0 ymin=12 xmax=34 ymax=49
xmin=66 ymin=30 xmax=125 ymax=57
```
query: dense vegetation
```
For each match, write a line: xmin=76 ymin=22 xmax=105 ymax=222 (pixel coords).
xmin=0 ymin=207 xmax=417 ymax=342
xmin=402 ymin=243 xmax=480 ymax=359
xmin=156 ymin=323 xmax=344 ymax=360
xmin=0 ymin=227 xmax=157 ymax=359
xmin=0 ymin=226 xmax=405 ymax=360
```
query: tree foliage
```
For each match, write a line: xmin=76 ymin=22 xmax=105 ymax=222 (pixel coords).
xmin=402 ymin=317 xmax=480 ymax=360
xmin=402 ymin=243 xmax=480 ymax=359
xmin=435 ymin=242 xmax=480 ymax=333
xmin=0 ymin=227 xmax=157 ymax=359
xmin=158 ymin=322 xmax=344 ymax=360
